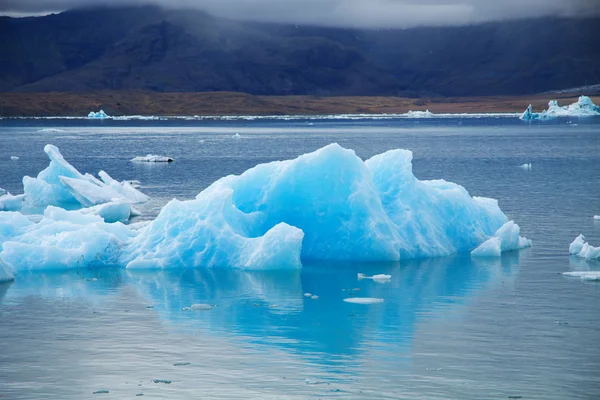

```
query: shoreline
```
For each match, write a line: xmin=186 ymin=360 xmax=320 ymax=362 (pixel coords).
xmin=0 ymin=91 xmax=598 ymax=118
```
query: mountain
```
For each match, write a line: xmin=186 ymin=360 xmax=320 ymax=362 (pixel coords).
xmin=0 ymin=5 xmax=598 ymax=97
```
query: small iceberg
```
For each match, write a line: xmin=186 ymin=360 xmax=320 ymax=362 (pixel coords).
xmin=131 ymin=155 xmax=174 ymax=163
xmin=520 ymin=96 xmax=600 ymax=120
xmin=343 ymin=297 xmax=384 ymax=304
xmin=10 ymin=156 xmax=19 ymax=161
xmin=519 ymin=163 xmax=532 ymax=170
xmin=0 ymin=193 xmax=26 ymax=212
xmin=79 ymin=201 xmax=141 ymax=223
xmin=562 ymin=271 xmax=600 ymax=281
xmin=37 ymin=128 xmax=65 ymax=133
xmin=471 ymin=221 xmax=532 ymax=257
xmin=22 ymin=145 xmax=149 ymax=209
xmin=593 ymin=215 xmax=600 ymax=221
xmin=233 ymin=133 xmax=242 ymax=139
xmin=88 ymin=110 xmax=109 ymax=119
xmin=357 ymin=273 xmax=391 ymax=282
xmin=407 ymin=110 xmax=435 ymax=118
xmin=569 ymin=234 xmax=600 ymax=260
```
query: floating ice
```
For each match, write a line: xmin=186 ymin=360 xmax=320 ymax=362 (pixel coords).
xmin=79 ymin=201 xmax=139 ymax=223
xmin=0 ymin=187 xmax=6 ymax=196
xmin=37 ymin=128 xmax=65 ymax=133
xmin=88 ymin=110 xmax=109 ymax=119
xmin=357 ymin=273 xmax=391 ymax=282
xmin=407 ymin=110 xmax=435 ymax=118
xmin=520 ymin=96 xmax=600 ymax=120
xmin=310 ymin=295 xmax=319 ymax=299
xmin=233 ymin=133 xmax=242 ymax=139
xmin=343 ymin=297 xmax=384 ymax=304
xmin=519 ymin=163 xmax=532 ymax=170
xmin=562 ymin=271 xmax=600 ymax=281
xmin=22 ymin=145 xmax=148 ymax=209
xmin=131 ymin=155 xmax=174 ymax=163
xmin=10 ymin=156 xmax=19 ymax=160
xmin=304 ymin=293 xmax=312 ymax=297
xmin=569 ymin=234 xmax=600 ymax=260
xmin=0 ymin=193 xmax=26 ymax=212
xmin=594 ymin=215 xmax=600 ymax=221
xmin=182 ymin=303 xmax=212 ymax=311
xmin=0 ymin=207 xmax=135 ymax=272
xmin=0 ymin=257 xmax=14 ymax=282
xmin=471 ymin=221 xmax=532 ymax=257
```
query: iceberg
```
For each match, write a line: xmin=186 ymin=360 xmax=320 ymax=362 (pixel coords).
xmin=88 ymin=110 xmax=109 ymax=119
xmin=519 ymin=163 xmax=532 ymax=170
xmin=569 ymin=234 xmax=600 ymax=260
xmin=131 ymin=155 xmax=174 ymax=163
xmin=594 ymin=215 xmax=600 ymax=221
xmin=343 ymin=297 xmax=384 ymax=304
xmin=22 ymin=145 xmax=148 ymax=209
xmin=233 ymin=133 xmax=242 ymax=139
xmin=79 ymin=201 xmax=140 ymax=223
xmin=471 ymin=221 xmax=532 ymax=257
xmin=1 ymin=144 xmax=530 ymax=273
xmin=357 ymin=273 xmax=391 ymax=282
xmin=562 ymin=271 xmax=600 ymax=281
xmin=0 ymin=193 xmax=26 ymax=212
xmin=10 ymin=156 xmax=19 ymax=161
xmin=406 ymin=110 xmax=435 ymax=118
xmin=520 ymin=96 xmax=600 ymax=120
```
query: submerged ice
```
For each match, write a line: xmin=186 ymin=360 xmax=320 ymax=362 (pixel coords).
xmin=0 ymin=144 xmax=531 ymax=273
xmin=520 ymin=96 xmax=600 ymax=120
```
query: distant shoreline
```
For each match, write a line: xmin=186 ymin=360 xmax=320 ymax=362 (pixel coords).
xmin=1 ymin=91 xmax=598 ymax=118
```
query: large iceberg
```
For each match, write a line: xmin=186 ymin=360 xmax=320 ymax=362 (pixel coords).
xmin=1 ymin=144 xmax=530 ymax=273
xmin=520 ymin=96 xmax=600 ymax=120
xmin=569 ymin=234 xmax=600 ymax=260
xmin=22 ymin=145 xmax=149 ymax=209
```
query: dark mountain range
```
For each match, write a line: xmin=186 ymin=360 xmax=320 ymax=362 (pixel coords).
xmin=0 ymin=5 xmax=598 ymax=96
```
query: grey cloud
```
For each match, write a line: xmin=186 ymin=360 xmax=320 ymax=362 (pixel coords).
xmin=1 ymin=0 xmax=599 ymax=27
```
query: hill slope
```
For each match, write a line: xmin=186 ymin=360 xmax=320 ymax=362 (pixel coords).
xmin=0 ymin=6 xmax=598 ymax=96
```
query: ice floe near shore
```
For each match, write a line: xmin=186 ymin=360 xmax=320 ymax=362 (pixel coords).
xmin=569 ymin=234 xmax=600 ymax=260
xmin=520 ymin=96 xmax=600 ymax=121
xmin=22 ymin=145 xmax=148 ymax=210
xmin=0 ymin=143 xmax=531 ymax=274
xmin=131 ymin=155 xmax=174 ymax=163
xmin=88 ymin=110 xmax=109 ymax=119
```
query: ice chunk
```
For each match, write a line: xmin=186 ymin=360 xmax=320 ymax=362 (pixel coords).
xmin=343 ymin=297 xmax=384 ymax=304
xmin=0 ymin=258 xmax=14 ymax=283
xmin=0 ymin=194 xmax=26 ymax=212
xmin=569 ymin=235 xmax=600 ymax=260
xmin=519 ymin=163 xmax=532 ymax=170
xmin=304 ymin=293 xmax=312 ymax=297
xmin=88 ymin=110 xmax=109 ymax=119
xmin=182 ymin=303 xmax=212 ymax=311
xmin=471 ymin=221 xmax=532 ymax=257
xmin=594 ymin=215 xmax=600 ymax=221
xmin=407 ymin=110 xmax=435 ymax=118
xmin=131 ymin=155 xmax=174 ymax=163
xmin=520 ymin=96 xmax=600 ymax=120
xmin=233 ymin=133 xmax=242 ymax=139
xmin=22 ymin=145 xmax=149 ymax=209
xmin=0 ymin=187 xmax=6 ymax=196
xmin=562 ymin=271 xmax=600 ymax=281
xmin=10 ymin=156 xmax=19 ymax=160
xmin=79 ymin=201 xmax=137 ymax=223
xmin=37 ymin=128 xmax=65 ymax=133
xmin=310 ymin=295 xmax=319 ymax=299
xmin=357 ymin=273 xmax=391 ymax=282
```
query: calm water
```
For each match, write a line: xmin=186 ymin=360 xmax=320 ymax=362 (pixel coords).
xmin=0 ymin=117 xmax=599 ymax=399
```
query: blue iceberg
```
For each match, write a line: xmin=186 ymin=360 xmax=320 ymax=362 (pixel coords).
xmin=520 ymin=96 xmax=600 ymax=120
xmin=1 ymin=144 xmax=531 ymax=273
xmin=22 ymin=145 xmax=149 ymax=210
xmin=88 ymin=110 xmax=109 ymax=119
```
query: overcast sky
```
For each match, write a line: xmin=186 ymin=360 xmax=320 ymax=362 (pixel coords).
xmin=1 ymin=0 xmax=599 ymax=28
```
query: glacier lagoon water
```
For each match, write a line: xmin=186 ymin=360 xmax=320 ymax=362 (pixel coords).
xmin=1 ymin=117 xmax=600 ymax=399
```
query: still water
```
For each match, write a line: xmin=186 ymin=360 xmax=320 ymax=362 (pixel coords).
xmin=1 ymin=117 xmax=599 ymax=399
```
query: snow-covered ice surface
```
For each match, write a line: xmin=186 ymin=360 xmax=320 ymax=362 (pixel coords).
xmin=471 ymin=221 xmax=532 ymax=257
xmin=21 ymin=145 xmax=148 ymax=210
xmin=569 ymin=235 xmax=600 ymax=260
xmin=131 ymin=155 xmax=174 ymax=163
xmin=520 ymin=96 xmax=600 ymax=121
